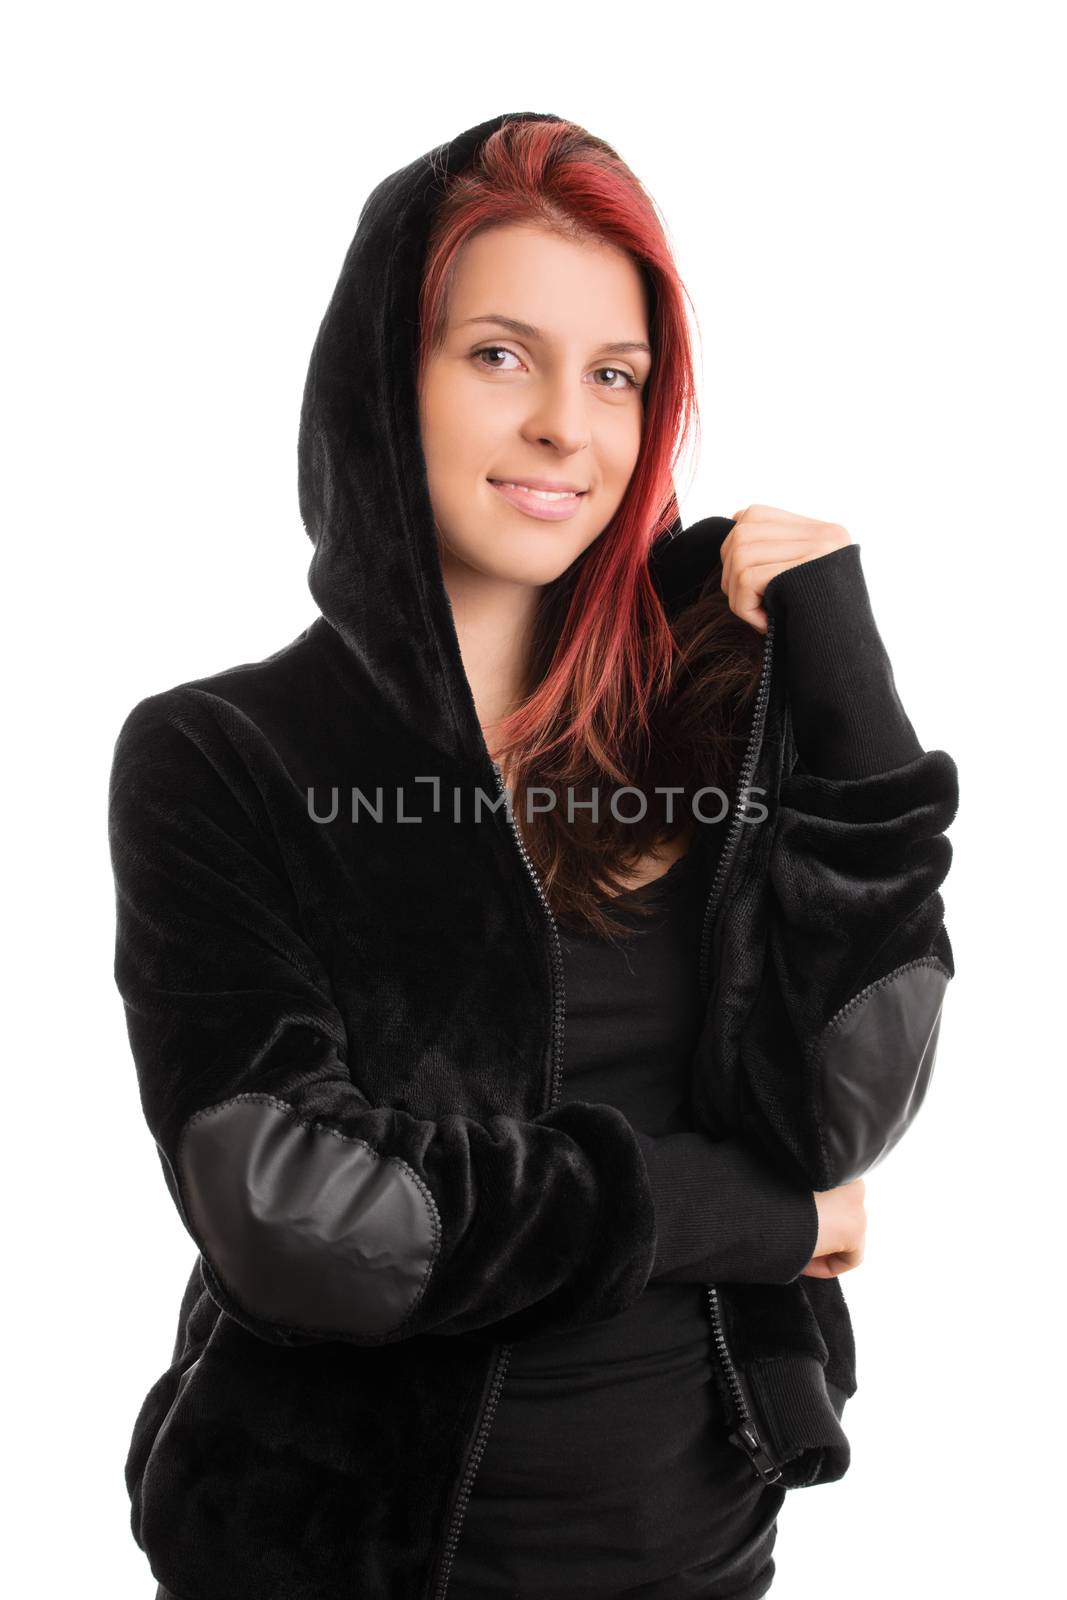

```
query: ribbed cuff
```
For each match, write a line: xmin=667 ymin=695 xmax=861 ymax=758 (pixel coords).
xmin=635 ymin=1131 xmax=819 ymax=1286
xmin=763 ymin=543 xmax=924 ymax=781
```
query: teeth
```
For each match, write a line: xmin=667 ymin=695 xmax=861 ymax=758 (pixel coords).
xmin=496 ymin=482 xmax=579 ymax=500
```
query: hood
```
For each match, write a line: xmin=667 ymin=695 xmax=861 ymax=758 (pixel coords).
xmin=297 ymin=109 xmax=699 ymax=771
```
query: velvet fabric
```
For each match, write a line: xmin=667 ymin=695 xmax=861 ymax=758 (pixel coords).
xmin=107 ymin=110 xmax=959 ymax=1599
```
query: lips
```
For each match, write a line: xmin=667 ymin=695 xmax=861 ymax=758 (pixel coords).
xmin=488 ymin=479 xmax=587 ymax=497
xmin=488 ymin=479 xmax=589 ymax=523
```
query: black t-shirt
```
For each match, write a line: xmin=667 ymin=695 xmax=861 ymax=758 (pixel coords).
xmin=448 ymin=838 xmax=784 ymax=1599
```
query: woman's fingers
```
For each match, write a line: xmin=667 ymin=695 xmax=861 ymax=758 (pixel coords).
xmin=719 ymin=509 xmax=850 ymax=633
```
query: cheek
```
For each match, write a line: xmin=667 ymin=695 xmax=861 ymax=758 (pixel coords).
xmin=599 ymin=410 xmax=643 ymax=492
xmin=418 ymin=378 xmax=457 ymax=478
xmin=422 ymin=382 xmax=500 ymax=486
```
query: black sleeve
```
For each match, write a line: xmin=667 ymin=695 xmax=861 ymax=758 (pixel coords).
xmin=699 ymin=554 xmax=959 ymax=1191
xmin=763 ymin=542 xmax=924 ymax=780
xmin=108 ymin=690 xmax=664 ymax=1349
xmin=658 ymin=526 xmax=958 ymax=1198
xmin=635 ymin=1131 xmax=819 ymax=1285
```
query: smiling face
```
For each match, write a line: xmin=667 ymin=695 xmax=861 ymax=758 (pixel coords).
xmin=417 ymin=222 xmax=652 ymax=590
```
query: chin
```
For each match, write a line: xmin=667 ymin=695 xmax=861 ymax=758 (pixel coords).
xmin=442 ymin=523 xmax=584 ymax=584
xmin=485 ymin=550 xmax=580 ymax=588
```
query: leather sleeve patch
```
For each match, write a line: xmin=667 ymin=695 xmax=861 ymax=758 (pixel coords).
xmin=812 ymin=959 xmax=950 ymax=1186
xmin=177 ymin=1094 xmax=441 ymax=1338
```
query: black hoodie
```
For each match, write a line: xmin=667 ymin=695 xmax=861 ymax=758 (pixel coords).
xmin=108 ymin=110 xmax=959 ymax=1599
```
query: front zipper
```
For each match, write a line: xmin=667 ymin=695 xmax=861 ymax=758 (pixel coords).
xmin=489 ymin=759 xmax=568 ymax=1111
xmin=430 ymin=1340 xmax=512 ymax=1600
xmin=705 ymin=1284 xmax=783 ymax=1483
xmin=431 ymin=757 xmax=567 ymax=1600
xmin=696 ymin=616 xmax=784 ymax=1482
xmin=433 ymin=696 xmax=785 ymax=1598
xmin=698 ymin=615 xmax=777 ymax=997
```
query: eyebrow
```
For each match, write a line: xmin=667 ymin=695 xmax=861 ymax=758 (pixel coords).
xmin=458 ymin=313 xmax=652 ymax=358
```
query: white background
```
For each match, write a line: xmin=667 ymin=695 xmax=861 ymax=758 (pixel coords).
xmin=6 ymin=2 xmax=1063 ymax=1594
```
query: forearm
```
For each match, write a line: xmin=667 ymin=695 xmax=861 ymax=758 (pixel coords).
xmin=635 ymin=1131 xmax=819 ymax=1285
xmin=764 ymin=543 xmax=924 ymax=780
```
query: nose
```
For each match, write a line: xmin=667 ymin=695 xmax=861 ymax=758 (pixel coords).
xmin=519 ymin=374 xmax=592 ymax=459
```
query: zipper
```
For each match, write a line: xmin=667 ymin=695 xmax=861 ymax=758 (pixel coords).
xmin=697 ymin=615 xmax=777 ymax=997
xmin=433 ymin=686 xmax=786 ymax=1598
xmin=489 ymin=758 xmax=568 ymax=1111
xmin=430 ymin=1340 xmax=511 ymax=1600
xmin=431 ymin=756 xmax=567 ymax=1600
xmin=696 ymin=616 xmax=783 ymax=1481
xmin=705 ymin=1284 xmax=783 ymax=1483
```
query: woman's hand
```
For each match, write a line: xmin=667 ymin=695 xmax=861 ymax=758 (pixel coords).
xmin=722 ymin=504 xmax=852 ymax=635
xmin=801 ymin=1177 xmax=867 ymax=1279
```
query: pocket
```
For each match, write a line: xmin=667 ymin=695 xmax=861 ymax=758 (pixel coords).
xmin=132 ymin=1310 xmax=489 ymax=1598
xmin=140 ymin=1353 xmax=203 ymax=1497
xmin=137 ymin=1313 xmax=345 ymax=1592
xmin=126 ymin=1341 xmax=209 ymax=1553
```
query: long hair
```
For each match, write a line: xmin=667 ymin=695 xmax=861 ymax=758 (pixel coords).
xmin=417 ymin=117 xmax=763 ymax=940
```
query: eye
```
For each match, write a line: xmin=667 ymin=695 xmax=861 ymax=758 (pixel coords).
xmin=472 ymin=345 xmax=523 ymax=372
xmin=470 ymin=346 xmax=642 ymax=392
xmin=591 ymin=365 xmax=641 ymax=392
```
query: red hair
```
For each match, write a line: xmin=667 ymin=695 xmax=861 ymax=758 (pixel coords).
xmin=416 ymin=118 xmax=744 ymax=938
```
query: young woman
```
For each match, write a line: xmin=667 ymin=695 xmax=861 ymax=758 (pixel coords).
xmin=109 ymin=112 xmax=958 ymax=1600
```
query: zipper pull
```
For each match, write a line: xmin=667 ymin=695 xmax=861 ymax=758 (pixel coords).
xmin=728 ymin=1421 xmax=783 ymax=1484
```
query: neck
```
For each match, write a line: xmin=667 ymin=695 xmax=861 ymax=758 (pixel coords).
xmin=438 ymin=544 xmax=540 ymax=754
